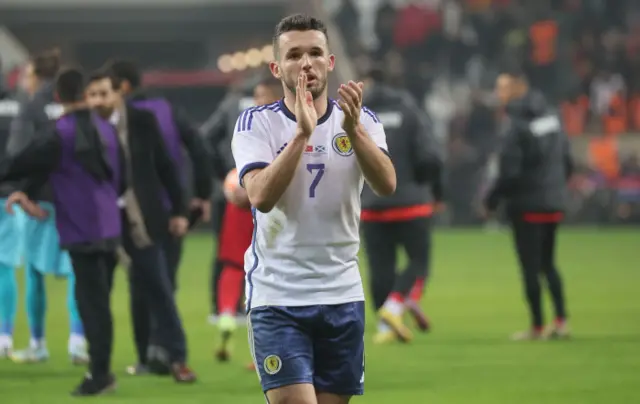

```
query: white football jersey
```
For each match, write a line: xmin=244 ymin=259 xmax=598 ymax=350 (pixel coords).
xmin=231 ymin=99 xmax=388 ymax=309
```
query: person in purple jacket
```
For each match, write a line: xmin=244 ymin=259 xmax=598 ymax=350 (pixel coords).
xmin=0 ymin=67 xmax=122 ymax=396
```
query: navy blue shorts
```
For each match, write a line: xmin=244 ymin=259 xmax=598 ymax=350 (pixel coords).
xmin=248 ymin=301 xmax=365 ymax=396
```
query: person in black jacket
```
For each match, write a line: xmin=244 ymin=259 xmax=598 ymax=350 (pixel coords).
xmin=105 ymin=60 xmax=212 ymax=375
xmin=483 ymin=69 xmax=573 ymax=341
xmin=84 ymin=70 xmax=197 ymax=382
xmin=360 ymin=67 xmax=444 ymax=345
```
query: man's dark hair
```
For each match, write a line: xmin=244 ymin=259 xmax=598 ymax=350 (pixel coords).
xmin=272 ymin=14 xmax=329 ymax=57
xmin=501 ymin=65 xmax=528 ymax=82
xmin=86 ymin=69 xmax=119 ymax=90
xmin=31 ymin=48 xmax=61 ymax=80
xmin=104 ymin=59 xmax=141 ymax=89
xmin=55 ymin=67 xmax=84 ymax=103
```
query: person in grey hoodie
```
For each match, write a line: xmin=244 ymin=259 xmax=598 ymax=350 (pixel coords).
xmin=1 ymin=49 xmax=89 ymax=364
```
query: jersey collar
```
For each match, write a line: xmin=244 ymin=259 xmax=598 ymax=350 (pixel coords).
xmin=278 ymin=97 xmax=334 ymax=126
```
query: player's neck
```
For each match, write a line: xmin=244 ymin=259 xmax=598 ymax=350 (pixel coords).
xmin=283 ymin=93 xmax=329 ymax=121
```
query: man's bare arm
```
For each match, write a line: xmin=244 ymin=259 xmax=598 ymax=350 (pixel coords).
xmin=350 ymin=124 xmax=396 ymax=196
xmin=242 ymin=134 xmax=308 ymax=213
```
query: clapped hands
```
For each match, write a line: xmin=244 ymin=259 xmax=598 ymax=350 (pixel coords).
xmin=338 ymin=80 xmax=364 ymax=135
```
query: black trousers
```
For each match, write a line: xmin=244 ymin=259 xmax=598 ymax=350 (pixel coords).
xmin=130 ymin=235 xmax=184 ymax=365
xmin=510 ymin=218 xmax=567 ymax=328
xmin=69 ymin=250 xmax=117 ymax=379
xmin=124 ymin=223 xmax=187 ymax=365
xmin=362 ymin=217 xmax=432 ymax=311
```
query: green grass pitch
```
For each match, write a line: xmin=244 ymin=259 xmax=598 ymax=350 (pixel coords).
xmin=1 ymin=229 xmax=638 ymax=403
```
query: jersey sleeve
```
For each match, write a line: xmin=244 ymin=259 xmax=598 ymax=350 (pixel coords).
xmin=360 ymin=106 xmax=389 ymax=155
xmin=231 ymin=108 xmax=275 ymax=187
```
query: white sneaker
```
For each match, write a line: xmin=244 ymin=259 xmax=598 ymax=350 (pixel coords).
xmin=0 ymin=345 xmax=11 ymax=359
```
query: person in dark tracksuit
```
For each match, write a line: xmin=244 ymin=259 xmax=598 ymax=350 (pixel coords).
xmin=85 ymin=70 xmax=197 ymax=382
xmin=106 ymin=60 xmax=212 ymax=375
xmin=0 ymin=67 xmax=121 ymax=395
xmin=484 ymin=70 xmax=573 ymax=341
xmin=360 ymin=68 xmax=444 ymax=345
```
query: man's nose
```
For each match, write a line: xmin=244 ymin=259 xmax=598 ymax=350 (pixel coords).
xmin=301 ymin=54 xmax=312 ymax=69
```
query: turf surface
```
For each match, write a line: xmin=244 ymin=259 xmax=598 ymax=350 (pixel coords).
xmin=1 ymin=228 xmax=638 ymax=403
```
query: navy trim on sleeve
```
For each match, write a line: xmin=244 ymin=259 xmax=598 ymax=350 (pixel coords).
xmin=239 ymin=162 xmax=270 ymax=188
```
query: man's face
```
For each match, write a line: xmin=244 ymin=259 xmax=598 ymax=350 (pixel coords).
xmin=495 ymin=74 xmax=515 ymax=107
xmin=270 ymin=30 xmax=335 ymax=100
xmin=253 ymin=84 xmax=281 ymax=106
xmin=21 ymin=63 xmax=39 ymax=96
xmin=85 ymin=78 xmax=118 ymax=118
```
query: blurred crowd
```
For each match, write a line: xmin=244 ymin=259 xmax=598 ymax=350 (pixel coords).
xmin=0 ymin=0 xmax=638 ymax=225
xmin=329 ymin=0 xmax=640 ymax=224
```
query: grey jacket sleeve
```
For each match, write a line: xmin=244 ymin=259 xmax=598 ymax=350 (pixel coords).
xmin=6 ymin=93 xmax=51 ymax=156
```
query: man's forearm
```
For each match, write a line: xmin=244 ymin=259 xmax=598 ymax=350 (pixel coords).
xmin=245 ymin=134 xmax=307 ymax=212
xmin=349 ymin=124 xmax=396 ymax=196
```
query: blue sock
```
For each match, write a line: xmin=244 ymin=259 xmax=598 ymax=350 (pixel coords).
xmin=26 ymin=265 xmax=46 ymax=341
xmin=66 ymin=272 xmax=84 ymax=336
xmin=0 ymin=264 xmax=17 ymax=336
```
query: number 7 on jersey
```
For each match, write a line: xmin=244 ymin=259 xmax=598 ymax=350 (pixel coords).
xmin=306 ymin=163 xmax=325 ymax=198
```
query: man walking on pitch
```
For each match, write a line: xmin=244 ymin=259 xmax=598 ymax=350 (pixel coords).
xmin=360 ymin=66 xmax=444 ymax=345
xmin=85 ymin=70 xmax=196 ymax=381
xmin=232 ymin=14 xmax=395 ymax=403
xmin=106 ymin=59 xmax=212 ymax=376
xmin=484 ymin=69 xmax=573 ymax=341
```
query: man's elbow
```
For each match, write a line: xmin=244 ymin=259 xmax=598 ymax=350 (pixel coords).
xmin=373 ymin=175 xmax=396 ymax=197
xmin=251 ymin=197 xmax=275 ymax=213
xmin=247 ymin=192 xmax=275 ymax=213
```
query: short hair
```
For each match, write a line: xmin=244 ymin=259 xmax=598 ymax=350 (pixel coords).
xmin=55 ymin=67 xmax=84 ymax=103
xmin=31 ymin=48 xmax=61 ymax=80
xmin=104 ymin=59 xmax=141 ymax=89
xmin=500 ymin=65 xmax=528 ymax=82
xmin=86 ymin=69 xmax=119 ymax=90
xmin=272 ymin=14 xmax=329 ymax=56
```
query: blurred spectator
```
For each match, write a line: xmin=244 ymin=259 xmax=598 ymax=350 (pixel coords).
xmin=560 ymin=88 xmax=589 ymax=136
xmin=374 ymin=1 xmax=398 ymax=59
xmin=526 ymin=6 xmax=560 ymax=97
xmin=589 ymin=68 xmax=625 ymax=116
xmin=334 ymin=0 xmax=361 ymax=56
xmin=0 ymin=57 xmax=5 ymax=99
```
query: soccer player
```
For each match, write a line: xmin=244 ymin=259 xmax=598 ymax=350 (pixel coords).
xmin=4 ymin=50 xmax=88 ymax=364
xmin=232 ymin=14 xmax=396 ymax=404
xmin=483 ymin=69 xmax=573 ymax=341
xmin=215 ymin=75 xmax=282 ymax=364
xmin=359 ymin=66 xmax=444 ymax=344
xmin=105 ymin=59 xmax=212 ymax=376
xmin=0 ymin=66 xmax=121 ymax=395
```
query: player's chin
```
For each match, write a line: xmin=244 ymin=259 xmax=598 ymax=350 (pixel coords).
xmin=309 ymin=84 xmax=325 ymax=100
